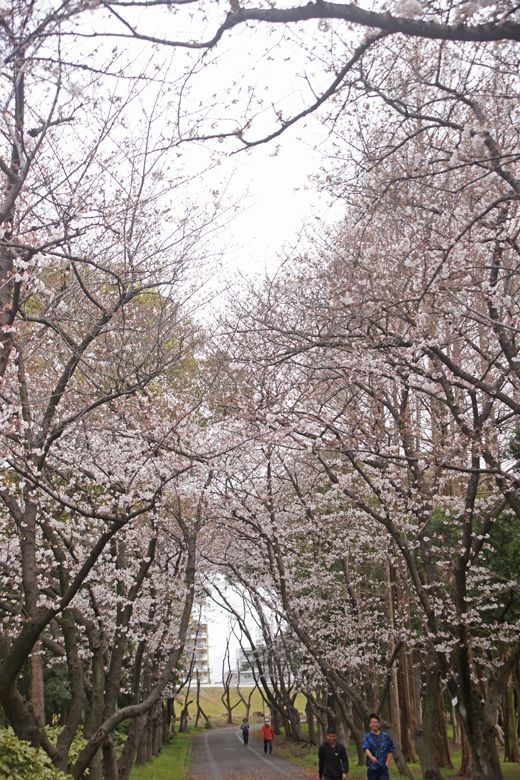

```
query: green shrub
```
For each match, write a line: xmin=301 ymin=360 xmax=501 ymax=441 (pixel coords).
xmin=0 ymin=728 xmax=70 ymax=780
xmin=45 ymin=725 xmax=87 ymax=768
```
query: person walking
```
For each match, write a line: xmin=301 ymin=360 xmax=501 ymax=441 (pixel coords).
xmin=318 ymin=727 xmax=349 ymax=780
xmin=240 ymin=718 xmax=250 ymax=745
xmin=261 ymin=719 xmax=274 ymax=754
xmin=362 ymin=713 xmax=395 ymax=780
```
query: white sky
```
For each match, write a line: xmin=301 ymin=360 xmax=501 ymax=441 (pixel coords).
xmin=199 ymin=582 xmax=273 ymax=683
xmin=216 ymin=136 xmax=333 ymax=276
xmin=70 ymin=1 xmax=345 ymax=278
xmin=205 ymin=604 xmax=242 ymax=682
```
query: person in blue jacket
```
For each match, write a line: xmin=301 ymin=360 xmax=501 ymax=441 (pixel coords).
xmin=240 ymin=718 xmax=250 ymax=745
xmin=362 ymin=713 xmax=394 ymax=779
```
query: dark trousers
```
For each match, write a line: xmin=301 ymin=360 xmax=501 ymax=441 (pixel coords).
xmin=368 ymin=766 xmax=389 ymax=780
xmin=242 ymin=731 xmax=249 ymax=745
xmin=264 ymin=738 xmax=272 ymax=754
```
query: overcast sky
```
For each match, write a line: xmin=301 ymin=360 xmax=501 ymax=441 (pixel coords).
xmin=77 ymin=0 xmax=344 ymax=279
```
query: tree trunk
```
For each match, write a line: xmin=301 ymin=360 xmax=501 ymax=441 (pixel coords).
xmin=179 ymin=701 xmax=190 ymax=732
xmin=318 ymin=689 xmax=328 ymax=743
xmin=434 ymin=689 xmax=452 ymax=768
xmin=102 ymin=737 xmax=118 ymax=780
xmin=388 ymin=727 xmax=413 ymax=779
xmin=515 ymin=662 xmax=520 ymax=750
xmin=397 ymin=645 xmax=418 ymax=763
xmin=451 ymin=559 xmax=504 ymax=780
xmin=287 ymin=701 xmax=302 ymax=741
xmin=384 ymin=561 xmax=402 ymax=749
xmin=306 ymin=699 xmax=316 ymax=745
xmin=458 ymin=691 xmax=503 ymax=779
xmin=458 ymin=713 xmax=474 ymax=778
xmin=162 ymin=701 xmax=170 ymax=743
xmin=153 ymin=706 xmax=162 ymax=756
xmin=195 ymin=672 xmax=202 ymax=728
xmin=353 ymin=728 xmax=365 ymax=765
xmin=452 ymin=702 xmax=461 ymax=746
xmin=415 ymin=662 xmax=443 ymax=780
xmin=88 ymin=753 xmax=103 ymax=780
xmin=146 ymin=713 xmax=154 ymax=762
xmin=136 ymin=715 xmax=149 ymax=766
xmin=119 ymin=647 xmax=150 ymax=778
xmin=271 ymin=705 xmax=282 ymax=735
xmin=342 ymin=696 xmax=353 ymax=747
xmin=194 ymin=672 xmax=210 ymax=729
xmin=54 ymin=608 xmax=87 ymax=770
xmin=332 ymin=696 xmax=347 ymax=747
xmin=118 ymin=714 xmax=148 ymax=780
xmin=503 ymin=677 xmax=519 ymax=762
xmin=166 ymin=698 xmax=175 ymax=735
xmin=83 ymin=624 xmax=106 ymax=766
xmin=29 ymin=641 xmax=45 ymax=726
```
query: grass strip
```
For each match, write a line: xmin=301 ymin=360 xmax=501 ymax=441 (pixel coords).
xmin=275 ymin=736 xmax=520 ymax=779
xmin=130 ymin=732 xmax=191 ymax=780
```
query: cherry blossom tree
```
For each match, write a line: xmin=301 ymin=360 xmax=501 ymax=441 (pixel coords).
xmin=205 ymin=36 xmax=520 ymax=770
xmin=0 ymin=40 xmax=226 ymax=773
xmin=79 ymin=0 xmax=520 ymax=155
xmin=0 ymin=0 xmax=119 ymax=377
xmin=209 ymin=224 xmax=518 ymax=776
xmin=1 ymin=5 xmax=519 ymax=780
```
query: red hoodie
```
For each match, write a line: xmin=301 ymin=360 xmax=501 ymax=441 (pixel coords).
xmin=261 ymin=723 xmax=274 ymax=740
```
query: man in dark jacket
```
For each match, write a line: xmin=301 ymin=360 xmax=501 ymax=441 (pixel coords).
xmin=318 ymin=727 xmax=349 ymax=780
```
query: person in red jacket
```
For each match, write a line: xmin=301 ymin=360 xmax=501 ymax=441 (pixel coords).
xmin=261 ymin=719 xmax=274 ymax=754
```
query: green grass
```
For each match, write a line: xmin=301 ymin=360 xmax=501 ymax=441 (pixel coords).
xmin=275 ymin=736 xmax=520 ymax=779
xmin=501 ymin=766 xmax=520 ymax=780
xmin=174 ymin=686 xmax=306 ymax=727
xmin=130 ymin=732 xmax=190 ymax=780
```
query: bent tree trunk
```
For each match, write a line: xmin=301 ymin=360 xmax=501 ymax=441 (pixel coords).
xmin=457 ymin=713 xmax=474 ymax=778
xmin=388 ymin=729 xmax=413 ymax=779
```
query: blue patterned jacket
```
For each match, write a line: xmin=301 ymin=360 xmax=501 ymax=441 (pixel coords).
xmin=362 ymin=730 xmax=395 ymax=767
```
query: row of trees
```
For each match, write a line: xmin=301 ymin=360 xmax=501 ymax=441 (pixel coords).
xmin=0 ymin=1 xmax=519 ymax=779
xmin=201 ymin=24 xmax=520 ymax=780
xmin=0 ymin=6 xmax=219 ymax=776
xmin=0 ymin=163 xmax=215 ymax=774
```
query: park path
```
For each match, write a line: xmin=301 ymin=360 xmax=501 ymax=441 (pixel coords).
xmin=189 ymin=724 xmax=313 ymax=780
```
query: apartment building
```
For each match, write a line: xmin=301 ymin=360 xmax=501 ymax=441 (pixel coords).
xmin=184 ymin=621 xmax=211 ymax=684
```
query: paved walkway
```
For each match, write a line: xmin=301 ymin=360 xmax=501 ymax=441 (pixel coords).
xmin=189 ymin=725 xmax=313 ymax=780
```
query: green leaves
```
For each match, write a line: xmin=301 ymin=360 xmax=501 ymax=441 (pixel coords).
xmin=0 ymin=729 xmax=70 ymax=780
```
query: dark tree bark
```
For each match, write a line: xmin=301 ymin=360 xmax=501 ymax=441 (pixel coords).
xmin=458 ymin=714 xmax=474 ymax=778
xmin=306 ymin=699 xmax=316 ymax=745
xmin=503 ymin=677 xmax=519 ymax=763
xmin=415 ymin=662 xmax=443 ymax=780
xmin=397 ymin=647 xmax=418 ymax=763
xmin=194 ymin=672 xmax=210 ymax=729
xmin=434 ymin=691 xmax=452 ymax=769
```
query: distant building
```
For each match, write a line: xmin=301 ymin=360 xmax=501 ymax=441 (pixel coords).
xmin=232 ymin=644 xmax=270 ymax=687
xmin=184 ymin=621 xmax=211 ymax=684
